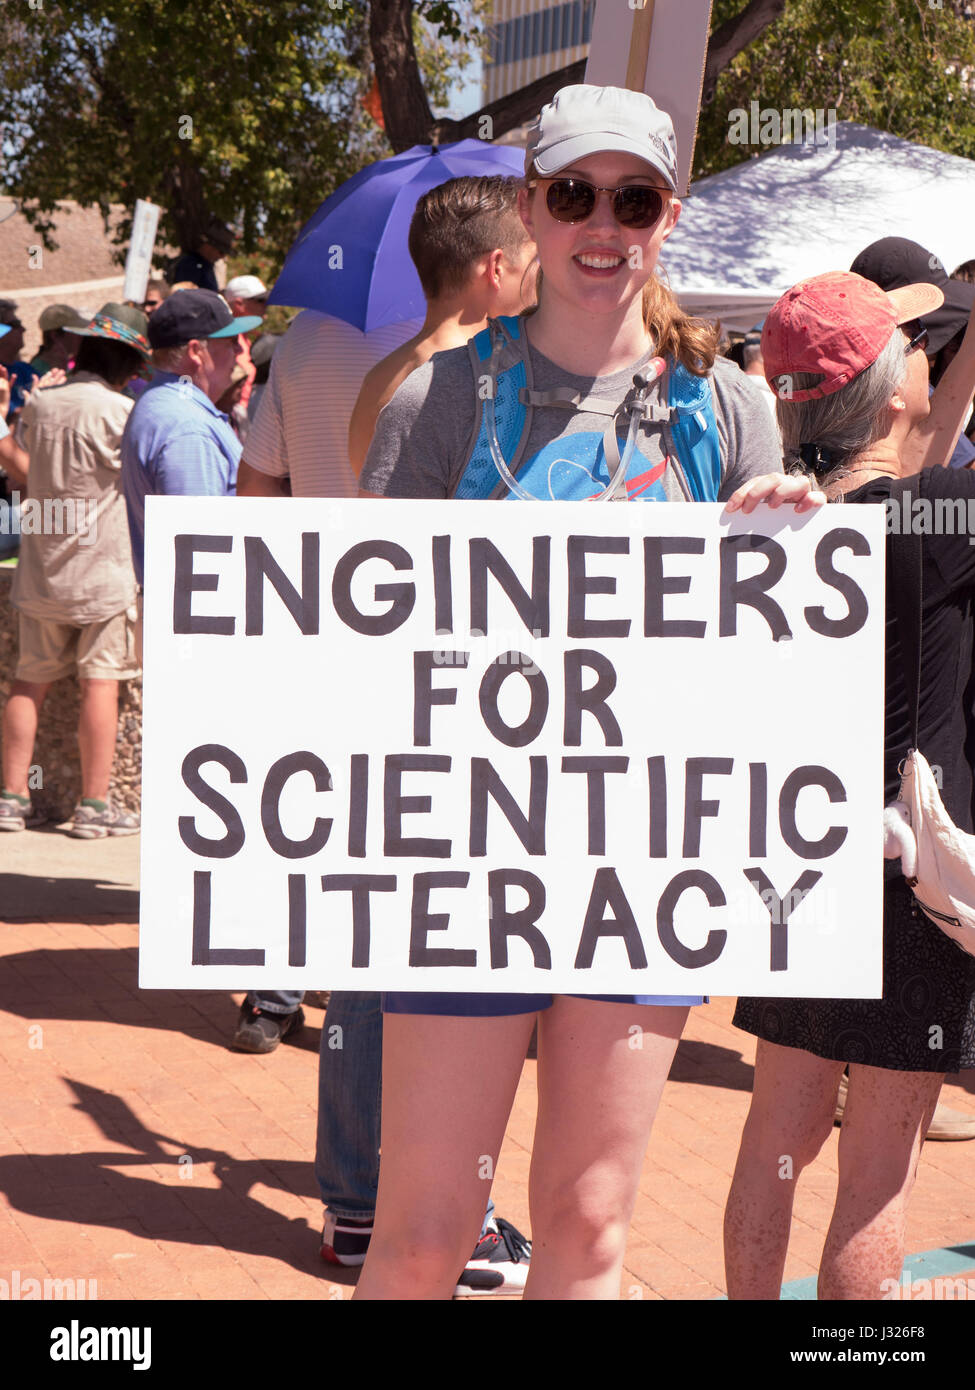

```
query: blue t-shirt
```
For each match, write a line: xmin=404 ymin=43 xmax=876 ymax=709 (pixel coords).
xmin=120 ymin=371 xmax=240 ymax=584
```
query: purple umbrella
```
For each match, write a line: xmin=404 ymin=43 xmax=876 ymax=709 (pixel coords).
xmin=268 ymin=140 xmax=526 ymax=332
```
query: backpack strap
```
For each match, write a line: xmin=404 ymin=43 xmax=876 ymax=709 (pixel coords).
xmin=454 ymin=317 xmax=533 ymax=500
xmin=887 ymin=481 xmax=923 ymax=752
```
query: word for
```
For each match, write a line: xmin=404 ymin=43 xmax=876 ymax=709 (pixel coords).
xmin=727 ymin=102 xmax=837 ymax=148
xmin=171 ymin=529 xmax=872 ymax=644
xmin=0 ymin=493 xmax=96 ymax=543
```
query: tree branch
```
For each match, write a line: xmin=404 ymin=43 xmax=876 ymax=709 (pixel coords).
xmin=431 ymin=58 xmax=586 ymax=144
xmin=702 ymin=0 xmax=786 ymax=104
xmin=368 ymin=0 xmax=435 ymax=152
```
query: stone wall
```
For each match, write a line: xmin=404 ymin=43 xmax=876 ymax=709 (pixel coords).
xmin=0 ymin=567 xmax=142 ymax=821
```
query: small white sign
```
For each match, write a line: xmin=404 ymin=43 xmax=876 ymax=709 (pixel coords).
xmin=122 ymin=199 xmax=161 ymax=306
xmin=139 ymin=498 xmax=885 ymax=996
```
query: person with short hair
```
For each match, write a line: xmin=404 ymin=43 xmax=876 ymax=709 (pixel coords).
xmin=851 ymin=238 xmax=975 ymax=470
xmin=222 ymin=274 xmax=269 ymax=322
xmin=726 ymin=270 xmax=975 ymax=1300
xmin=220 ymin=275 xmax=268 ymax=416
xmin=166 ymin=218 xmax=236 ymax=293
xmin=143 ymin=280 xmax=170 ymax=315
xmin=740 ymin=326 xmax=779 ymax=426
xmin=0 ymin=304 xmax=150 ymax=837
xmin=348 ymin=175 xmax=535 ymax=475
xmin=120 ymin=289 xmax=261 ymax=585
xmin=29 ymin=305 xmax=88 ymax=376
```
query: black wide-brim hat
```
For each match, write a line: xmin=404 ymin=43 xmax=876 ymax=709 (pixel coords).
xmin=850 ymin=237 xmax=975 ymax=356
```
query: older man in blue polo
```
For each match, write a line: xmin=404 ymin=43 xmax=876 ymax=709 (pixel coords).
xmin=120 ymin=289 xmax=262 ymax=583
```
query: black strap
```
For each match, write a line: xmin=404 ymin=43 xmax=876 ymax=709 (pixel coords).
xmin=887 ymin=481 xmax=923 ymax=752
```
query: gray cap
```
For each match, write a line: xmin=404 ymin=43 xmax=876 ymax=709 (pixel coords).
xmin=525 ymin=84 xmax=678 ymax=192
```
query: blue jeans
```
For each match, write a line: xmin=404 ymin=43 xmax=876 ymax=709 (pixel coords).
xmin=313 ymin=991 xmax=496 ymax=1233
xmin=246 ymin=990 xmax=304 ymax=1015
xmin=315 ymin=991 xmax=383 ymax=1218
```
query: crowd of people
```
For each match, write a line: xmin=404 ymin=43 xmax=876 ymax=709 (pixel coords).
xmin=2 ymin=80 xmax=975 ymax=1299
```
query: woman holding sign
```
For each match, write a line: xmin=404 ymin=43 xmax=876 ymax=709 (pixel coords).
xmin=727 ymin=271 xmax=975 ymax=1300
xmin=356 ymin=84 xmax=821 ymax=1300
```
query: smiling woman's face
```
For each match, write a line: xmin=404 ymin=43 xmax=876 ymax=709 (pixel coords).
xmin=518 ymin=152 xmax=681 ymax=321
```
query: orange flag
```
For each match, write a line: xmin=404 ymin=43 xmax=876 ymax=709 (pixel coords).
xmin=364 ymin=75 xmax=385 ymax=129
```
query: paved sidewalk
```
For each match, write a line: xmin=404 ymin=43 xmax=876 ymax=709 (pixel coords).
xmin=3 ymin=830 xmax=975 ymax=1300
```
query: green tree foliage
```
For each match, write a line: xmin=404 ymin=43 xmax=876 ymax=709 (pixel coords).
xmin=0 ymin=0 xmax=478 ymax=271
xmin=694 ymin=0 xmax=975 ymax=178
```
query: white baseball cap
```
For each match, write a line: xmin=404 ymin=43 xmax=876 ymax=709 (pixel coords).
xmin=525 ymin=85 xmax=679 ymax=192
xmin=223 ymin=274 xmax=268 ymax=300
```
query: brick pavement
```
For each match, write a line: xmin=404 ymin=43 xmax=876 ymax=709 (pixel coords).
xmin=4 ymin=843 xmax=975 ymax=1301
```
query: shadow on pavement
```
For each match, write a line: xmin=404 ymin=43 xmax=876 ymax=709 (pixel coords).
xmin=0 ymin=872 xmax=139 ymax=923
xmin=668 ymin=1037 xmax=754 ymax=1092
xmin=0 ymin=944 xmax=322 ymax=1055
xmin=0 ymin=1078 xmax=350 ymax=1285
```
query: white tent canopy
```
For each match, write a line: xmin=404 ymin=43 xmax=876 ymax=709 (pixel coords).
xmin=660 ymin=122 xmax=975 ymax=332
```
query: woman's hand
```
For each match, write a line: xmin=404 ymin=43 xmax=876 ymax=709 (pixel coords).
xmin=724 ymin=472 xmax=827 ymax=514
xmin=0 ymin=366 xmax=9 ymax=420
xmin=34 ymin=367 xmax=66 ymax=391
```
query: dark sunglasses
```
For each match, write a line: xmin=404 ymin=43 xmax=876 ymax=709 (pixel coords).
xmin=530 ymin=177 xmax=670 ymax=230
xmin=904 ymin=323 xmax=929 ymax=356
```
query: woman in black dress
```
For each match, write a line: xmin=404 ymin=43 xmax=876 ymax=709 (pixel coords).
xmin=726 ymin=270 xmax=975 ymax=1300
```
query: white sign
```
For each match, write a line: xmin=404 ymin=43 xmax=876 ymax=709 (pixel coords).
xmin=122 ymin=199 xmax=161 ymax=306
xmin=586 ymin=0 xmax=714 ymax=197
xmin=139 ymin=498 xmax=885 ymax=996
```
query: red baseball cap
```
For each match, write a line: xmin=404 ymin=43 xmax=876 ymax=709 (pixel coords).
xmin=762 ymin=271 xmax=944 ymax=402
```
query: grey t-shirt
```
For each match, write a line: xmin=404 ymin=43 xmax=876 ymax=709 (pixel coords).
xmin=360 ymin=335 xmax=783 ymax=501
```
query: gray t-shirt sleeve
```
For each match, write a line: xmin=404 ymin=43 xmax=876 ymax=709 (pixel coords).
xmin=359 ymin=345 xmax=476 ymax=498
xmin=711 ymin=355 xmax=784 ymax=501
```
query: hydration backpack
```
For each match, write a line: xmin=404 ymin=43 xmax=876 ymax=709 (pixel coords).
xmin=453 ymin=315 xmax=722 ymax=503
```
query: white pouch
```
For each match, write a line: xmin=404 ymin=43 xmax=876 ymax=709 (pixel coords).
xmin=896 ymin=749 xmax=975 ymax=955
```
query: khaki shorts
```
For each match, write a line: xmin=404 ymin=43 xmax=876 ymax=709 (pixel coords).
xmin=16 ymin=603 xmax=143 ymax=682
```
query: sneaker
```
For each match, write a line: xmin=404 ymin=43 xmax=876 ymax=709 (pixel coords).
xmin=232 ymin=1004 xmax=305 ymax=1054
xmin=455 ymin=1216 xmax=531 ymax=1297
xmin=0 ymin=794 xmax=38 ymax=832
xmin=66 ymin=803 xmax=140 ymax=839
xmin=320 ymin=1212 xmax=373 ymax=1267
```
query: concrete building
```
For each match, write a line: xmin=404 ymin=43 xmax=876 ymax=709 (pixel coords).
xmin=484 ymin=0 xmax=594 ymax=105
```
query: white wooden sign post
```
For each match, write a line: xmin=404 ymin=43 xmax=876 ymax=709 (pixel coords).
xmin=122 ymin=199 xmax=161 ymax=306
xmin=139 ymin=498 xmax=885 ymax=999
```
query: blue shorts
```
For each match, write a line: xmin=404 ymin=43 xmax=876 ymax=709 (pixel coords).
xmin=382 ymin=992 xmax=704 ymax=1016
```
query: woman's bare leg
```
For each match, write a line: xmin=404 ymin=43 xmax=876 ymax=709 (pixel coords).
xmin=524 ymin=997 xmax=689 ymax=1300
xmin=353 ymin=1009 xmax=537 ymax=1301
xmin=724 ymin=1039 xmax=844 ymax=1299
xmin=818 ymin=1065 xmax=943 ymax=1300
